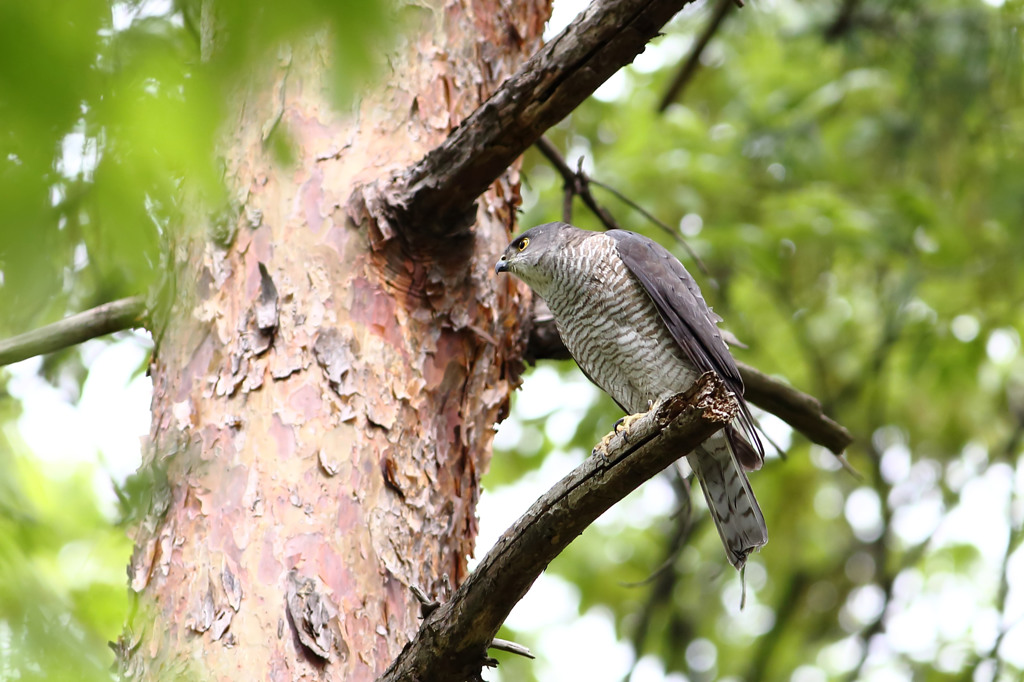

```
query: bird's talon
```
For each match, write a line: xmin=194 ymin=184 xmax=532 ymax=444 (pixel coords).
xmin=613 ymin=411 xmax=646 ymax=443
xmin=592 ymin=430 xmax=616 ymax=462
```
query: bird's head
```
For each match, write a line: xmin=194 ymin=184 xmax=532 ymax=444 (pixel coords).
xmin=494 ymin=222 xmax=570 ymax=296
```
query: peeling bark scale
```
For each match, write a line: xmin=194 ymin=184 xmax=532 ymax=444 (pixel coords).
xmin=121 ymin=2 xmax=551 ymax=679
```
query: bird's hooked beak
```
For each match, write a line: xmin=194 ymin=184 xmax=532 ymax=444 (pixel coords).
xmin=494 ymin=254 xmax=510 ymax=274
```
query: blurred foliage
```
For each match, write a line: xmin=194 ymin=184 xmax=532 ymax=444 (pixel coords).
xmin=491 ymin=0 xmax=1024 ymax=680
xmin=0 ymin=412 xmax=132 ymax=681
xmin=0 ymin=0 xmax=390 ymax=336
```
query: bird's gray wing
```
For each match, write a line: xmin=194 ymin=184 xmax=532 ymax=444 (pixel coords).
xmin=607 ymin=229 xmax=764 ymax=467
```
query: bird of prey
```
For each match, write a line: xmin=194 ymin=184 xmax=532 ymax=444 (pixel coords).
xmin=495 ymin=222 xmax=767 ymax=569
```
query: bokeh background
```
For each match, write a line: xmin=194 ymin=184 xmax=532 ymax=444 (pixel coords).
xmin=2 ymin=1 xmax=1023 ymax=680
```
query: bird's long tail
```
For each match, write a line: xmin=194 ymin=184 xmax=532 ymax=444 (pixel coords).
xmin=687 ymin=428 xmax=767 ymax=570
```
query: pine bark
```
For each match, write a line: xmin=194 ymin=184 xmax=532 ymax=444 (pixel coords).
xmin=121 ymin=3 xmax=549 ymax=679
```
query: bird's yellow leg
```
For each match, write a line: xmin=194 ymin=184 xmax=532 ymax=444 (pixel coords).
xmin=617 ymin=399 xmax=655 ymax=436
xmin=594 ymin=401 xmax=654 ymax=456
xmin=613 ymin=411 xmax=645 ymax=435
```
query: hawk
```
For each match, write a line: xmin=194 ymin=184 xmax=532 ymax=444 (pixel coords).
xmin=495 ymin=222 xmax=767 ymax=569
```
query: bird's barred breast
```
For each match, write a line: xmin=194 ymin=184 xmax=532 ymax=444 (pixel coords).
xmin=545 ymin=236 xmax=700 ymax=413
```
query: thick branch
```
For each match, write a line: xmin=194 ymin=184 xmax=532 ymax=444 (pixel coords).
xmin=527 ymin=314 xmax=853 ymax=454
xmin=737 ymin=361 xmax=852 ymax=453
xmin=0 ymin=296 xmax=146 ymax=366
xmin=350 ymin=0 xmax=698 ymax=241
xmin=378 ymin=373 xmax=737 ymax=682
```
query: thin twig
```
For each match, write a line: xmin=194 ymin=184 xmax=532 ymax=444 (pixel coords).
xmin=845 ymin=439 xmax=894 ymax=680
xmin=989 ymin=521 xmax=1024 ymax=679
xmin=588 ymin=178 xmax=710 ymax=276
xmin=754 ymin=415 xmax=789 ymax=460
xmin=410 ymin=584 xmax=441 ymax=618
xmin=534 ymin=136 xmax=711 ymax=275
xmin=534 ymin=136 xmax=622 ymax=231
xmin=658 ymin=0 xmax=736 ymax=112
xmin=0 ymin=296 xmax=147 ymax=366
xmin=833 ymin=453 xmax=863 ymax=480
xmin=562 ymin=180 xmax=574 ymax=223
xmin=489 ymin=638 xmax=535 ymax=659
xmin=534 ymin=137 xmax=711 ymax=275
xmin=619 ymin=470 xmax=695 ymax=589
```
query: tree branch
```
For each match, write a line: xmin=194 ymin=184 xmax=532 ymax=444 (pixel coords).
xmin=349 ymin=0 xmax=699 ymax=242
xmin=526 ymin=313 xmax=853 ymax=454
xmin=0 ymin=296 xmax=147 ymax=366
xmin=377 ymin=372 xmax=737 ymax=682
xmin=587 ymin=177 xmax=710 ymax=276
xmin=534 ymin=136 xmax=623 ymax=231
xmin=658 ymin=0 xmax=735 ymax=112
xmin=736 ymin=361 xmax=853 ymax=454
xmin=532 ymin=137 xmax=711 ymax=275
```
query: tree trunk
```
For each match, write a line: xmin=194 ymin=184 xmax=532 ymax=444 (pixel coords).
xmin=120 ymin=3 xmax=549 ymax=679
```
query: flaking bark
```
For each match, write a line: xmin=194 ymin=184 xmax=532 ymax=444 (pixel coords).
xmin=120 ymin=3 xmax=549 ymax=679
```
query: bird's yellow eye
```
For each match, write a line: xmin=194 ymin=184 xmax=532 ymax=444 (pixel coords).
xmin=518 ymin=237 xmax=530 ymax=251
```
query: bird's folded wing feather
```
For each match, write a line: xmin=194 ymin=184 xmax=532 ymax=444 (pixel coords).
xmin=608 ymin=230 xmax=764 ymax=465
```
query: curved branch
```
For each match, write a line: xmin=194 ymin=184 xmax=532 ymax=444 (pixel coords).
xmin=0 ymin=296 xmax=147 ymax=366
xmin=377 ymin=373 xmax=737 ymax=682
xmin=736 ymin=361 xmax=853 ymax=454
xmin=526 ymin=313 xmax=853 ymax=454
xmin=350 ymin=0 xmax=699 ymax=241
